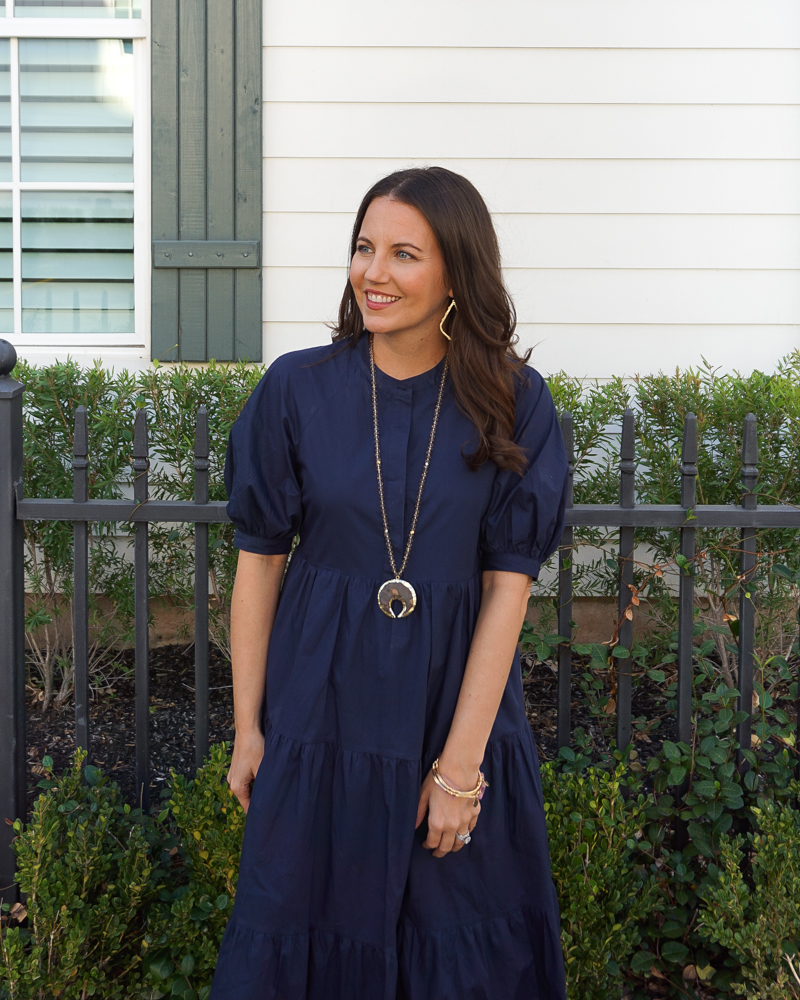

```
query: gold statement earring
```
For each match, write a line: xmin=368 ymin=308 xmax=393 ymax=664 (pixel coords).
xmin=439 ymin=299 xmax=457 ymax=340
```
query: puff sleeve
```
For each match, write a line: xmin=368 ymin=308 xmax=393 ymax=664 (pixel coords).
xmin=224 ymin=363 xmax=302 ymax=555
xmin=480 ymin=369 xmax=568 ymax=579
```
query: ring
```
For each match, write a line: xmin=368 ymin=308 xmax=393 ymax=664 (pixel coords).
xmin=455 ymin=832 xmax=471 ymax=844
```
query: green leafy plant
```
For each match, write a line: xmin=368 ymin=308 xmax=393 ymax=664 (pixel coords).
xmin=0 ymin=746 xmax=245 ymax=1000
xmin=136 ymin=361 xmax=259 ymax=660
xmin=138 ymin=743 xmax=245 ymax=1000
xmin=0 ymin=750 xmax=166 ymax=999
xmin=546 ymin=354 xmax=800 ymax=671
xmin=525 ymin=590 xmax=799 ymax=999
xmin=542 ymin=762 xmax=658 ymax=1000
xmin=13 ymin=357 xmax=261 ymax=705
xmin=696 ymin=795 xmax=800 ymax=999
xmin=16 ymin=360 xmax=142 ymax=709
xmin=5 ymin=739 xmax=800 ymax=1000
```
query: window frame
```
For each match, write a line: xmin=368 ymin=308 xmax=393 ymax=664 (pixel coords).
xmin=0 ymin=0 xmax=150 ymax=355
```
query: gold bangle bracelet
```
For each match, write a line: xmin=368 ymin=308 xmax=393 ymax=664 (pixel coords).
xmin=432 ymin=771 xmax=480 ymax=798
xmin=431 ymin=758 xmax=489 ymax=801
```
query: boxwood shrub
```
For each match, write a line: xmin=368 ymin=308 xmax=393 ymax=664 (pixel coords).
xmin=3 ymin=741 xmax=799 ymax=999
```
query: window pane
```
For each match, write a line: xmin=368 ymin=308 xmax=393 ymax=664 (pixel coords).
xmin=20 ymin=38 xmax=133 ymax=181
xmin=0 ymin=40 xmax=9 ymax=182
xmin=15 ymin=0 xmax=141 ymax=17
xmin=0 ymin=191 xmax=10 ymax=334
xmin=22 ymin=192 xmax=134 ymax=334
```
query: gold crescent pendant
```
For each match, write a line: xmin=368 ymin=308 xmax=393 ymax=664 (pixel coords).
xmin=377 ymin=578 xmax=417 ymax=619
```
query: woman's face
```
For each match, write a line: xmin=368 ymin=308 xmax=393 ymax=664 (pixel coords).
xmin=350 ymin=196 xmax=453 ymax=341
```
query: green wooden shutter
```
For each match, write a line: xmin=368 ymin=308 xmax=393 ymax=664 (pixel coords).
xmin=151 ymin=0 xmax=262 ymax=363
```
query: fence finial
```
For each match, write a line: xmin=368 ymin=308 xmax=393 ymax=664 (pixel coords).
xmin=194 ymin=405 xmax=209 ymax=506
xmin=560 ymin=410 xmax=574 ymax=463
xmin=560 ymin=411 xmax=574 ymax=509
xmin=73 ymin=405 xmax=88 ymax=460
xmin=132 ymin=408 xmax=149 ymax=502
xmin=0 ymin=339 xmax=16 ymax=377
xmin=194 ymin=404 xmax=209 ymax=458
xmin=619 ymin=408 xmax=636 ymax=509
xmin=73 ymin=406 xmax=89 ymax=503
xmin=133 ymin=407 xmax=148 ymax=454
xmin=680 ymin=412 xmax=698 ymax=510
xmin=741 ymin=413 xmax=758 ymax=503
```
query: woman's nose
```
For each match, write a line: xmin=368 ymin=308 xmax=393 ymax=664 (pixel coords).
xmin=364 ymin=252 xmax=389 ymax=283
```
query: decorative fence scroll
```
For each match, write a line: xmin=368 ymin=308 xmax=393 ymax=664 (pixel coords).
xmin=1 ymin=338 xmax=799 ymax=898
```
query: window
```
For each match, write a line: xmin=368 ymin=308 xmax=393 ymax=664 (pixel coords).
xmin=22 ymin=190 xmax=134 ymax=335
xmin=14 ymin=0 xmax=141 ymax=17
xmin=20 ymin=38 xmax=133 ymax=181
xmin=1 ymin=0 xmax=147 ymax=352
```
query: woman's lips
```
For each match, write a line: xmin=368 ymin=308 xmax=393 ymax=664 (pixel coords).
xmin=365 ymin=290 xmax=400 ymax=311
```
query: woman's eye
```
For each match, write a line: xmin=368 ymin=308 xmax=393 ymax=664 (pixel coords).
xmin=397 ymin=250 xmax=412 ymax=260
xmin=356 ymin=244 xmax=372 ymax=255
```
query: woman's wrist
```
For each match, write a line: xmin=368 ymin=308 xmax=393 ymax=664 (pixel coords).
xmin=234 ymin=720 xmax=264 ymax=740
xmin=436 ymin=750 xmax=484 ymax=790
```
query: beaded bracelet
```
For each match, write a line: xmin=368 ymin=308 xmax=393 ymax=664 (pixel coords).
xmin=431 ymin=758 xmax=489 ymax=806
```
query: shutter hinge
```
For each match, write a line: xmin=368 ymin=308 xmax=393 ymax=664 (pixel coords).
xmin=152 ymin=241 xmax=260 ymax=268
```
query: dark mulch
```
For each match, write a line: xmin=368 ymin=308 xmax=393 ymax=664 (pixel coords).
xmin=25 ymin=644 xmax=235 ymax=815
xmin=25 ymin=645 xmax=675 ymax=814
xmin=523 ymin=655 xmax=678 ymax=769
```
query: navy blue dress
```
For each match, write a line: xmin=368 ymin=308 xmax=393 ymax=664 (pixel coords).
xmin=211 ymin=334 xmax=569 ymax=1000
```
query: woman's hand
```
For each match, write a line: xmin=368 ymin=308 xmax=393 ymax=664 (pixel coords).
xmin=227 ymin=729 xmax=265 ymax=813
xmin=415 ymin=769 xmax=480 ymax=858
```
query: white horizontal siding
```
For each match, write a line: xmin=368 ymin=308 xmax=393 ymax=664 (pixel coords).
xmin=261 ymin=0 xmax=800 ymax=376
xmin=264 ymin=104 xmax=800 ymax=160
xmin=264 ymin=159 xmax=800 ymax=215
xmin=264 ymin=48 xmax=800 ymax=105
xmin=264 ymin=0 xmax=800 ymax=49
xmin=520 ymin=326 xmax=800 ymax=379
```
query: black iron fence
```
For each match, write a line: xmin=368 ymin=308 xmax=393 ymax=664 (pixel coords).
xmin=2 ymin=338 xmax=800 ymax=897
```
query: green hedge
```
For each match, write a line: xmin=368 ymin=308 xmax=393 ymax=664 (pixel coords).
xmin=0 ymin=746 xmax=242 ymax=1000
xmin=15 ymin=358 xmax=252 ymax=709
xmin=2 ymin=744 xmax=799 ymax=1000
xmin=13 ymin=351 xmax=800 ymax=709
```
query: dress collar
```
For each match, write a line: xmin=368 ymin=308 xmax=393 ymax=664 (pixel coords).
xmin=351 ymin=332 xmax=449 ymax=394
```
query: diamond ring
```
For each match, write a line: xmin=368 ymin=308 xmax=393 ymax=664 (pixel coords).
xmin=455 ymin=832 xmax=471 ymax=844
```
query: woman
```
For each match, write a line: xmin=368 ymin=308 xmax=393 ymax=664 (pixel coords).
xmin=211 ymin=167 xmax=569 ymax=1000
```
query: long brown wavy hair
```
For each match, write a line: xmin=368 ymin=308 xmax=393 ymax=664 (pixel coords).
xmin=332 ymin=166 xmax=531 ymax=474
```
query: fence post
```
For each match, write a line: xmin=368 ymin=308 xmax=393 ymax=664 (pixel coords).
xmin=673 ymin=413 xmax=698 ymax=848
xmin=677 ymin=413 xmax=698 ymax=746
xmin=795 ymin=605 xmax=800 ymax=786
xmin=0 ymin=340 xmax=26 ymax=901
xmin=557 ymin=411 xmax=574 ymax=748
xmin=73 ymin=407 xmax=90 ymax=757
xmin=133 ymin=408 xmax=150 ymax=811
xmin=616 ymin=408 xmax=636 ymax=753
xmin=737 ymin=413 xmax=758 ymax=771
xmin=194 ymin=405 xmax=210 ymax=771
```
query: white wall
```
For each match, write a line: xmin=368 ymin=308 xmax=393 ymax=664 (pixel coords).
xmin=262 ymin=0 xmax=800 ymax=378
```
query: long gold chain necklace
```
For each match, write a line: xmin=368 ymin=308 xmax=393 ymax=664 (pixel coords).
xmin=369 ymin=335 xmax=449 ymax=619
